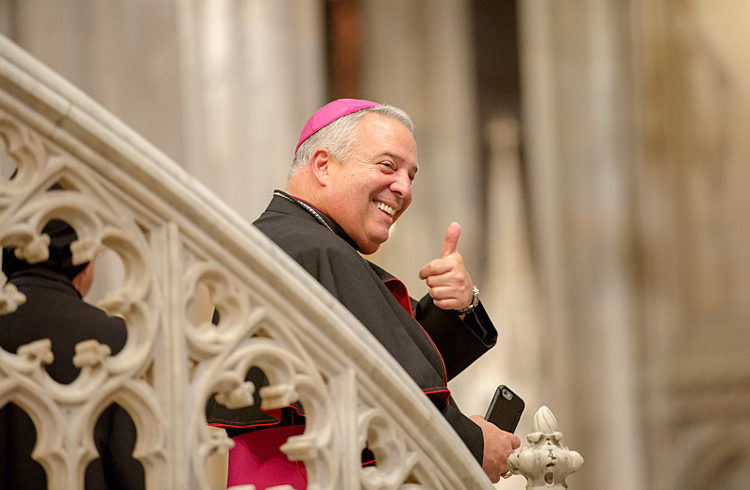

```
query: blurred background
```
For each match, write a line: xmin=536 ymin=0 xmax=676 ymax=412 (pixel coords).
xmin=1 ymin=1 xmax=748 ymax=489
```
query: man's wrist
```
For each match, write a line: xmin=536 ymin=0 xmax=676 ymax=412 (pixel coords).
xmin=457 ymin=285 xmax=480 ymax=315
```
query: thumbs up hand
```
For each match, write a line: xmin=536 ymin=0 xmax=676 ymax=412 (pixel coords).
xmin=418 ymin=222 xmax=475 ymax=311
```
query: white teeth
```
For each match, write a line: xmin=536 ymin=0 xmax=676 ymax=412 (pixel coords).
xmin=375 ymin=201 xmax=395 ymax=216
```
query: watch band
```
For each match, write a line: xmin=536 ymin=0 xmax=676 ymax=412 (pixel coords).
xmin=457 ymin=285 xmax=480 ymax=315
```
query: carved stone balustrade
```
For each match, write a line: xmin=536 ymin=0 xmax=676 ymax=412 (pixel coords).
xmin=0 ymin=35 xmax=494 ymax=489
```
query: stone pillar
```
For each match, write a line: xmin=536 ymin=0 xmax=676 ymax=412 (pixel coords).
xmin=631 ymin=1 xmax=750 ymax=488
xmin=0 ymin=0 xmax=185 ymax=163
xmin=517 ymin=1 xmax=646 ymax=489
xmin=176 ymin=0 xmax=326 ymax=220
xmin=0 ymin=0 xmax=326 ymax=222
xmin=359 ymin=0 xmax=481 ymax=296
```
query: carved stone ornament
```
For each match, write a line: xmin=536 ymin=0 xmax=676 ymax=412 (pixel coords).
xmin=508 ymin=406 xmax=584 ymax=489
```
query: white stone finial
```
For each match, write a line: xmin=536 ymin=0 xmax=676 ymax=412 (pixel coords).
xmin=532 ymin=405 xmax=558 ymax=432
xmin=508 ymin=406 xmax=583 ymax=489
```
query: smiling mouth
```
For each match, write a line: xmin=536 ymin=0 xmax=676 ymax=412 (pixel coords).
xmin=375 ymin=201 xmax=396 ymax=217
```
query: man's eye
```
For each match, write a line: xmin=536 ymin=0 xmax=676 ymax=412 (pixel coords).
xmin=380 ymin=162 xmax=395 ymax=170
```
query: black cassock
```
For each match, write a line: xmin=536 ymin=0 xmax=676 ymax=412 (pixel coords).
xmin=0 ymin=267 xmax=144 ymax=490
xmin=208 ymin=191 xmax=498 ymax=463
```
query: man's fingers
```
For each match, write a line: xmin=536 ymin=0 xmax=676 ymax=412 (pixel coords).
xmin=433 ymin=298 xmax=463 ymax=310
xmin=424 ymin=274 xmax=455 ymax=288
xmin=422 ymin=223 xmax=473 ymax=312
xmin=428 ymin=287 xmax=467 ymax=310
xmin=440 ymin=222 xmax=462 ymax=258
xmin=420 ymin=222 xmax=463 ymax=278
xmin=418 ymin=259 xmax=453 ymax=279
xmin=427 ymin=286 xmax=457 ymax=300
xmin=511 ymin=434 xmax=521 ymax=449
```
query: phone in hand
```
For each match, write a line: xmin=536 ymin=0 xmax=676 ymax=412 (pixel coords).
xmin=485 ymin=385 xmax=525 ymax=433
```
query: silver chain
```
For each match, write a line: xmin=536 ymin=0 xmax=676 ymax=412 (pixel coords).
xmin=273 ymin=190 xmax=335 ymax=235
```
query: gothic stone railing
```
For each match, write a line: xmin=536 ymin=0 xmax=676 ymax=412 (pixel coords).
xmin=0 ymin=35 xmax=495 ymax=489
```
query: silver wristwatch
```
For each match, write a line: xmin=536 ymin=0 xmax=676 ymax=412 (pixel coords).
xmin=457 ymin=285 xmax=480 ymax=315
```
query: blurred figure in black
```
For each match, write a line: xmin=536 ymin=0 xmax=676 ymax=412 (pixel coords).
xmin=0 ymin=219 xmax=144 ymax=490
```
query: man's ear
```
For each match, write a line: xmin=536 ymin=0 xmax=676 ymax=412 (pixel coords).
xmin=72 ymin=261 xmax=95 ymax=297
xmin=309 ymin=148 xmax=332 ymax=186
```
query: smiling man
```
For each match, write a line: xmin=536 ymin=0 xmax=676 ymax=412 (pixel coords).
xmin=210 ymin=99 xmax=520 ymax=488
xmin=284 ymin=101 xmax=418 ymax=254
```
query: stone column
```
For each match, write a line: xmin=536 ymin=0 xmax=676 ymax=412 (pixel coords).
xmin=517 ymin=1 xmax=646 ymax=489
xmin=631 ymin=1 xmax=750 ymax=488
xmin=359 ymin=0 xmax=481 ymax=296
xmin=0 ymin=0 xmax=184 ymax=162
xmin=176 ymin=0 xmax=326 ymax=220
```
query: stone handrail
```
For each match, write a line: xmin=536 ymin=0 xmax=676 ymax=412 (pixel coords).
xmin=0 ymin=35 xmax=495 ymax=489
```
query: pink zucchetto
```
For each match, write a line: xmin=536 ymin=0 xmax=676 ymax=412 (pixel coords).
xmin=295 ymin=98 xmax=381 ymax=152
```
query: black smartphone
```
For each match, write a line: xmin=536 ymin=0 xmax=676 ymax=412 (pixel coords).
xmin=485 ymin=385 xmax=525 ymax=433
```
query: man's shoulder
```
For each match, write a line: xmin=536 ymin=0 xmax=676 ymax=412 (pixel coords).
xmin=0 ymin=282 xmax=127 ymax=355
xmin=254 ymin=207 xmax=330 ymax=237
xmin=253 ymin=208 xmax=371 ymax=282
xmin=254 ymin=208 xmax=352 ymax=254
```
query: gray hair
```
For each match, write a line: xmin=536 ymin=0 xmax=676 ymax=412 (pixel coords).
xmin=289 ymin=104 xmax=415 ymax=177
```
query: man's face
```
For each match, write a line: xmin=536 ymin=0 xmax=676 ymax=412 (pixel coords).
xmin=322 ymin=113 xmax=418 ymax=254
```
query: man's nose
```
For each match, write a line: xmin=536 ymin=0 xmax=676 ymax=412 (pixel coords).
xmin=390 ymin=171 xmax=412 ymax=198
